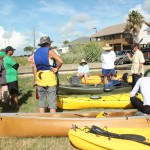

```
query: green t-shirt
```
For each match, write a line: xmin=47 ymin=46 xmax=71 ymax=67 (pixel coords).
xmin=4 ymin=56 xmax=18 ymax=83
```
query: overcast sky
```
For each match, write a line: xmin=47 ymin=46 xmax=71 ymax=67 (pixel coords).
xmin=0 ymin=0 xmax=150 ymax=56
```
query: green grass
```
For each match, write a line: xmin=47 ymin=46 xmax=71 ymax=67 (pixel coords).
xmin=0 ymin=72 xmax=95 ymax=149
xmin=0 ymin=74 xmax=79 ymax=149
xmin=0 ymin=71 xmax=130 ymax=150
xmin=0 ymin=137 xmax=76 ymax=150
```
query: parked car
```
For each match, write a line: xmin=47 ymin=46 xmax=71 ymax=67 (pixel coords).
xmin=115 ymin=50 xmax=131 ymax=65
xmin=141 ymin=47 xmax=150 ymax=64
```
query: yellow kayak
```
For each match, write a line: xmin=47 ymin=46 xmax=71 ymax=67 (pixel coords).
xmin=57 ymin=93 xmax=142 ymax=110
xmin=0 ymin=115 xmax=149 ymax=137
xmin=81 ymin=74 xmax=132 ymax=84
xmin=68 ymin=126 xmax=150 ymax=150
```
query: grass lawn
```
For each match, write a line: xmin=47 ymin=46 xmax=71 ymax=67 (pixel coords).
xmin=0 ymin=72 xmax=95 ymax=150
xmin=0 ymin=71 xmax=130 ymax=150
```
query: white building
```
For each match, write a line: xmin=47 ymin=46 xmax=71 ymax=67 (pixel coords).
xmin=56 ymin=46 xmax=69 ymax=55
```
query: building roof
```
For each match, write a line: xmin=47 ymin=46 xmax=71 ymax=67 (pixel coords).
xmin=64 ymin=37 xmax=90 ymax=46
xmin=91 ymin=23 xmax=127 ymax=38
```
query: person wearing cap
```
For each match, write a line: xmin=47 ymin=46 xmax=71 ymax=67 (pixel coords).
xmin=34 ymin=36 xmax=63 ymax=113
xmin=127 ymin=43 xmax=145 ymax=89
xmin=101 ymin=43 xmax=116 ymax=84
xmin=4 ymin=46 xmax=19 ymax=109
xmin=77 ymin=59 xmax=90 ymax=84
xmin=0 ymin=52 xmax=8 ymax=103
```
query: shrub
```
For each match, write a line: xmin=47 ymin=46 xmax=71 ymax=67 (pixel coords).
xmin=61 ymin=42 xmax=103 ymax=64
xmin=81 ymin=42 xmax=103 ymax=62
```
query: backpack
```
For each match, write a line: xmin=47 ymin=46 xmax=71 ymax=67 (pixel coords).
xmin=104 ymin=80 xmax=121 ymax=87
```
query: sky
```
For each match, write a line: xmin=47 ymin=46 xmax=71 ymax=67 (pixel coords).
xmin=0 ymin=0 xmax=150 ymax=56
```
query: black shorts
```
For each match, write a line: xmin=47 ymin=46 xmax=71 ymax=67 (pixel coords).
xmin=7 ymin=81 xmax=19 ymax=95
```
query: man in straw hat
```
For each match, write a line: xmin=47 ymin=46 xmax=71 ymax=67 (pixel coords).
xmin=77 ymin=59 xmax=90 ymax=84
xmin=34 ymin=36 xmax=63 ymax=113
xmin=101 ymin=43 xmax=116 ymax=84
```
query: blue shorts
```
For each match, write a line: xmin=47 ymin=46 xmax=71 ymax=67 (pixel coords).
xmin=102 ymin=68 xmax=116 ymax=76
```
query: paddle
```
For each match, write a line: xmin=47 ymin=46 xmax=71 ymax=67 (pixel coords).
xmin=90 ymin=125 xmax=150 ymax=146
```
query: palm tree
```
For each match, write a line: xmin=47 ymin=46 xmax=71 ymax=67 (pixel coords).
xmin=24 ymin=46 xmax=35 ymax=53
xmin=126 ymin=10 xmax=145 ymax=43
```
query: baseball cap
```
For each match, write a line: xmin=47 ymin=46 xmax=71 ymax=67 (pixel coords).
xmin=5 ymin=46 xmax=16 ymax=53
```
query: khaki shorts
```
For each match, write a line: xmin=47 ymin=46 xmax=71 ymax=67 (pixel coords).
xmin=37 ymin=86 xmax=57 ymax=109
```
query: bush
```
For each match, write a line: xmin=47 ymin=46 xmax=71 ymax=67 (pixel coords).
xmin=81 ymin=42 xmax=103 ymax=62
xmin=61 ymin=42 xmax=103 ymax=64
xmin=13 ymin=56 xmax=31 ymax=66
xmin=60 ymin=45 xmax=85 ymax=64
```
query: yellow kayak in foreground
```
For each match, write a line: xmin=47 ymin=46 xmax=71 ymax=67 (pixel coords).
xmin=57 ymin=93 xmax=142 ymax=110
xmin=68 ymin=126 xmax=150 ymax=150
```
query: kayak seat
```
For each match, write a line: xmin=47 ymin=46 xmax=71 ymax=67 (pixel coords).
xmin=121 ymin=72 xmax=128 ymax=82
xmin=69 ymin=76 xmax=81 ymax=86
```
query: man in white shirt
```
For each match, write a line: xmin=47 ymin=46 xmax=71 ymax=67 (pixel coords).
xmin=130 ymin=77 xmax=150 ymax=114
xmin=77 ymin=59 xmax=90 ymax=84
xmin=127 ymin=43 xmax=145 ymax=89
xmin=101 ymin=43 xmax=116 ymax=84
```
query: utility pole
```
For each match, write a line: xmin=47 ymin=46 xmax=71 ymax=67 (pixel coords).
xmin=93 ymin=27 xmax=97 ymax=33
xmin=33 ymin=27 xmax=35 ymax=54
xmin=32 ymin=27 xmax=36 ymax=84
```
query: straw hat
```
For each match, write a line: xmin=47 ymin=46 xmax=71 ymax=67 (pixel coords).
xmin=103 ymin=43 xmax=112 ymax=51
xmin=80 ymin=59 xmax=87 ymax=64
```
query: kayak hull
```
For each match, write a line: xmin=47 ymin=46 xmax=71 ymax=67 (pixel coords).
xmin=57 ymin=93 xmax=142 ymax=109
xmin=0 ymin=115 xmax=149 ymax=137
xmin=59 ymin=84 xmax=131 ymax=95
xmin=69 ymin=127 xmax=150 ymax=150
xmin=3 ymin=109 xmax=137 ymax=118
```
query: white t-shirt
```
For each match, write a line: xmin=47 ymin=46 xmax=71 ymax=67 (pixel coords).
xmin=101 ymin=51 xmax=116 ymax=69
xmin=130 ymin=77 xmax=150 ymax=105
xmin=131 ymin=50 xmax=145 ymax=74
xmin=78 ymin=64 xmax=89 ymax=74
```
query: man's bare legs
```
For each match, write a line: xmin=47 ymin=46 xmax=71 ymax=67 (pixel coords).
xmin=39 ymin=108 xmax=56 ymax=113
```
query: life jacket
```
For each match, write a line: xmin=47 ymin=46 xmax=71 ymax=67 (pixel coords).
xmin=34 ymin=47 xmax=57 ymax=87
xmin=34 ymin=47 xmax=51 ymax=71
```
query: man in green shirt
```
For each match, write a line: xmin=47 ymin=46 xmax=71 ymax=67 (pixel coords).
xmin=4 ymin=46 xmax=19 ymax=109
